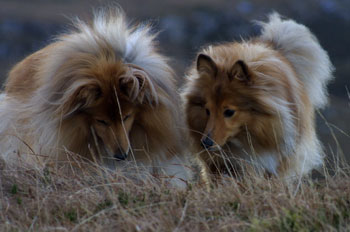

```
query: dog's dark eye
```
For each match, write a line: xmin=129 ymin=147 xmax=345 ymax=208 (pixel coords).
xmin=123 ymin=114 xmax=131 ymax=122
xmin=206 ymin=108 xmax=210 ymax=116
xmin=96 ymin=119 xmax=108 ymax=126
xmin=224 ymin=109 xmax=235 ymax=118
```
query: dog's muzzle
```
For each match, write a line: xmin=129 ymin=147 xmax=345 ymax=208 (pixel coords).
xmin=201 ymin=136 xmax=214 ymax=149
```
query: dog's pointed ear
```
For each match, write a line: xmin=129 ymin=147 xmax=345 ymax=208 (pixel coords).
xmin=229 ymin=60 xmax=252 ymax=84
xmin=61 ymin=83 xmax=102 ymax=117
xmin=197 ymin=54 xmax=218 ymax=78
xmin=119 ymin=66 xmax=153 ymax=103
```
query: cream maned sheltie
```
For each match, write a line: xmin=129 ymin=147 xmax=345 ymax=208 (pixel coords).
xmin=182 ymin=13 xmax=334 ymax=184
xmin=0 ymin=9 xmax=190 ymax=184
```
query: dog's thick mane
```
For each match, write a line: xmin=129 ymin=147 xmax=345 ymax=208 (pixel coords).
xmin=0 ymin=9 xmax=182 ymax=167
xmin=45 ymin=9 xmax=175 ymax=104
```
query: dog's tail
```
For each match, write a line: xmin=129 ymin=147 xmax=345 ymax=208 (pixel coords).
xmin=258 ymin=13 xmax=334 ymax=109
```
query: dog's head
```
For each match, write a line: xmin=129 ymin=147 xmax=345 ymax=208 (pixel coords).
xmin=53 ymin=52 xmax=156 ymax=161
xmin=185 ymin=53 xmax=276 ymax=150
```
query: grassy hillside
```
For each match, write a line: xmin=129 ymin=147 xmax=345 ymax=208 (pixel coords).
xmin=1 ymin=156 xmax=350 ymax=231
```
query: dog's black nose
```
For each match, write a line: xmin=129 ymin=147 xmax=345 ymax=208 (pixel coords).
xmin=201 ymin=136 xmax=214 ymax=149
xmin=114 ymin=153 xmax=128 ymax=161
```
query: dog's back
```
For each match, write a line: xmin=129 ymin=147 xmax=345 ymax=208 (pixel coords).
xmin=5 ymin=45 xmax=55 ymax=100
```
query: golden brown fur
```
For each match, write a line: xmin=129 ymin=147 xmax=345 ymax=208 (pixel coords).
xmin=182 ymin=13 xmax=334 ymax=185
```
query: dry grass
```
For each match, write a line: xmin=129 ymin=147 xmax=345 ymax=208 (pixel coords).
xmin=1 ymin=155 xmax=350 ymax=232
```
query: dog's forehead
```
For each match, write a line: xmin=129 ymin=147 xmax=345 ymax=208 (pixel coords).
xmin=212 ymin=78 xmax=231 ymax=96
xmin=206 ymin=81 xmax=242 ymax=107
xmin=214 ymin=83 xmax=222 ymax=95
xmin=195 ymin=72 xmax=242 ymax=106
xmin=91 ymin=91 xmax=131 ymax=119
xmin=205 ymin=83 xmax=224 ymax=106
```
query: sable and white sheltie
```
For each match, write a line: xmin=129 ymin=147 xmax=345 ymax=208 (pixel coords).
xmin=182 ymin=13 xmax=334 ymax=183
xmin=0 ymin=9 xmax=189 ymax=182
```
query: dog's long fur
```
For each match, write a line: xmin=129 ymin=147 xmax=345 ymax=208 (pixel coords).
xmin=0 ymin=10 xmax=189 ymax=180
xmin=182 ymin=13 xmax=334 ymax=183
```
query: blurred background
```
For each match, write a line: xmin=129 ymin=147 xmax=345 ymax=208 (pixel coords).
xmin=0 ymin=0 xmax=349 ymax=162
